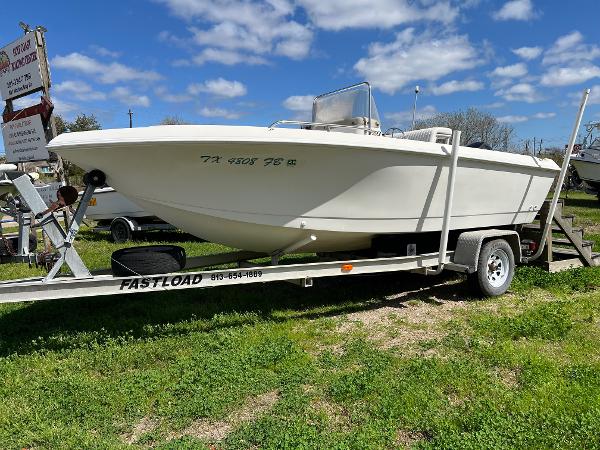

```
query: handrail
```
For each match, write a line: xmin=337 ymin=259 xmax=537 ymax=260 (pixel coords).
xmin=522 ymin=88 xmax=590 ymax=263
xmin=268 ymin=119 xmax=380 ymax=134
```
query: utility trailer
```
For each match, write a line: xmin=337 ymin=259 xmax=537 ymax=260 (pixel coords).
xmin=83 ymin=186 xmax=176 ymax=243
xmin=0 ymin=91 xmax=590 ymax=304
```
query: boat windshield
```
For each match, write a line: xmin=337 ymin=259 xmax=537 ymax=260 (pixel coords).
xmin=313 ymin=84 xmax=380 ymax=125
xmin=590 ymin=137 xmax=600 ymax=149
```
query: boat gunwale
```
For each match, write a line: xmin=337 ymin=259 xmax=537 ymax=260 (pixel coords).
xmin=49 ymin=129 xmax=560 ymax=174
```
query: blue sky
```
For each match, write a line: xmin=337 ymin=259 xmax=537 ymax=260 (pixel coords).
xmin=1 ymin=0 xmax=599 ymax=154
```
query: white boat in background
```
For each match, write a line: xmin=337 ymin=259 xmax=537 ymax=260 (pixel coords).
xmin=570 ymin=121 xmax=600 ymax=192
xmin=48 ymin=83 xmax=560 ymax=253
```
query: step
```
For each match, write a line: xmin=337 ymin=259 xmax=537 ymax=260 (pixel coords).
xmin=552 ymin=247 xmax=600 ymax=260
xmin=521 ymin=223 xmax=584 ymax=238
xmin=552 ymin=238 xmax=594 ymax=248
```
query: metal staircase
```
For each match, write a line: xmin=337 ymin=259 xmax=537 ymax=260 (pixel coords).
xmin=521 ymin=199 xmax=600 ymax=272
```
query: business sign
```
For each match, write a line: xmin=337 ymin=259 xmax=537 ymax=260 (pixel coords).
xmin=1 ymin=114 xmax=49 ymax=162
xmin=0 ymin=33 xmax=44 ymax=101
xmin=36 ymin=182 xmax=62 ymax=206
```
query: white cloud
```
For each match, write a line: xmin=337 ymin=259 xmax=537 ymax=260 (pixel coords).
xmin=512 ymin=46 xmax=542 ymax=60
xmin=430 ymin=80 xmax=484 ymax=95
xmin=354 ymin=29 xmax=479 ymax=94
xmin=481 ymin=101 xmax=505 ymax=109
xmin=497 ymin=115 xmax=529 ymax=123
xmin=542 ymin=31 xmax=600 ymax=65
xmin=156 ymin=0 xmax=313 ymax=63
xmin=491 ymin=63 xmax=528 ymax=78
xmin=11 ymin=95 xmax=40 ymax=109
xmin=199 ymin=107 xmax=240 ymax=120
xmin=492 ymin=0 xmax=535 ymax=21
xmin=282 ymin=94 xmax=314 ymax=120
xmin=110 ymin=87 xmax=150 ymax=107
xmin=495 ymin=83 xmax=542 ymax=103
xmin=385 ymin=105 xmax=437 ymax=128
xmin=52 ymin=98 xmax=80 ymax=116
xmin=90 ymin=45 xmax=121 ymax=58
xmin=532 ymin=112 xmax=556 ymax=119
xmin=192 ymin=49 xmax=268 ymax=66
xmin=540 ymin=65 xmax=600 ymax=87
xmin=583 ymin=85 xmax=600 ymax=104
xmin=297 ymin=0 xmax=458 ymax=30
xmin=283 ymin=95 xmax=314 ymax=112
xmin=54 ymin=80 xmax=107 ymax=101
xmin=52 ymin=53 xmax=162 ymax=84
xmin=188 ymin=78 xmax=247 ymax=98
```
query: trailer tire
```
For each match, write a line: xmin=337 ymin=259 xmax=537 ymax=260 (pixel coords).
xmin=111 ymin=218 xmax=133 ymax=243
xmin=468 ymin=239 xmax=514 ymax=297
xmin=111 ymin=245 xmax=186 ymax=277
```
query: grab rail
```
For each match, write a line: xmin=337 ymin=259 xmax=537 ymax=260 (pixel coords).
xmin=268 ymin=119 xmax=380 ymax=135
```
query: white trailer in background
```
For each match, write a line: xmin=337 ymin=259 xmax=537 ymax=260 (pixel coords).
xmin=83 ymin=187 xmax=175 ymax=242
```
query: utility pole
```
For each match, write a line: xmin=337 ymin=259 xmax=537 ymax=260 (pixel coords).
xmin=411 ymin=85 xmax=419 ymax=130
xmin=128 ymin=109 xmax=133 ymax=128
xmin=539 ymin=139 xmax=543 ymax=156
xmin=533 ymin=137 xmax=536 ymax=156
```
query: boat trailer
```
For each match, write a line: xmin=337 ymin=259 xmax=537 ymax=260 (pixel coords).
xmin=0 ymin=90 xmax=592 ymax=304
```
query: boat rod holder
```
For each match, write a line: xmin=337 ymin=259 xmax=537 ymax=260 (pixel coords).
xmin=522 ymin=88 xmax=591 ymax=264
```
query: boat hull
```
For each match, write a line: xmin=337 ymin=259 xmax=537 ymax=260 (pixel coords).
xmin=571 ymin=157 xmax=600 ymax=184
xmin=50 ymin=126 xmax=559 ymax=252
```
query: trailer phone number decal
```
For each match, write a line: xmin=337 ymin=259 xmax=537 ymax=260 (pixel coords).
xmin=201 ymin=155 xmax=297 ymax=167
xmin=119 ymin=270 xmax=263 ymax=290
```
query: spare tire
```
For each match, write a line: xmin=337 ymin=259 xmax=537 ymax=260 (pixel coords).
xmin=111 ymin=245 xmax=186 ymax=277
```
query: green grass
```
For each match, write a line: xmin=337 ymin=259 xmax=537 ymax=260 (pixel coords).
xmin=2 ymin=225 xmax=600 ymax=447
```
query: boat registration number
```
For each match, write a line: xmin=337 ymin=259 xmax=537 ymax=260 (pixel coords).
xmin=200 ymin=155 xmax=297 ymax=167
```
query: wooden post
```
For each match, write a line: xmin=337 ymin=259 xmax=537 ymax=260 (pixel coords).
xmin=34 ymin=28 xmax=70 ymax=228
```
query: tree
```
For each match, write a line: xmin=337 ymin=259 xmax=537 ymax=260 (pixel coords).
xmin=159 ymin=115 xmax=189 ymax=125
xmin=414 ymin=108 xmax=515 ymax=151
xmin=54 ymin=114 xmax=102 ymax=185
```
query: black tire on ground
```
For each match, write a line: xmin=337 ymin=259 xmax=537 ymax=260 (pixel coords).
xmin=111 ymin=218 xmax=133 ymax=243
xmin=111 ymin=245 xmax=186 ymax=277
xmin=0 ymin=233 xmax=38 ymax=255
xmin=467 ymin=239 xmax=515 ymax=297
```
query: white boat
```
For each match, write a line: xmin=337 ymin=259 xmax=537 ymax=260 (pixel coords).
xmin=570 ymin=121 xmax=600 ymax=191
xmin=47 ymin=83 xmax=560 ymax=253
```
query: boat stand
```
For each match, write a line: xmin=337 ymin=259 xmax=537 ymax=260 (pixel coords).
xmin=10 ymin=173 xmax=94 ymax=280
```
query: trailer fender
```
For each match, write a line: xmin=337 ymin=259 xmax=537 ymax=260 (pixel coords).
xmin=453 ymin=230 xmax=521 ymax=273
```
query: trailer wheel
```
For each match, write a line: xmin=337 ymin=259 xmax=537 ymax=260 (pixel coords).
xmin=111 ymin=218 xmax=132 ymax=243
xmin=468 ymin=239 xmax=514 ymax=297
xmin=111 ymin=245 xmax=186 ymax=277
